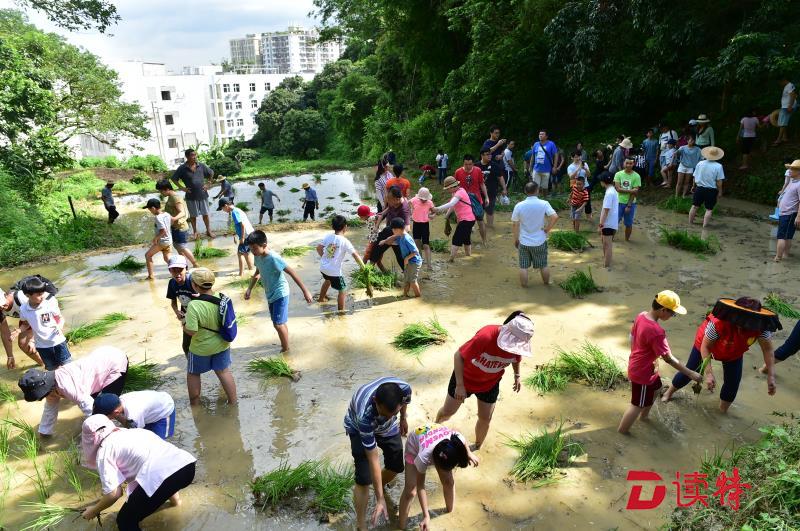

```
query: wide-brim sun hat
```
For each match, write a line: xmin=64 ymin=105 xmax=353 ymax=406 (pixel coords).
xmin=497 ymin=314 xmax=535 ymax=357
xmin=442 ymin=176 xmax=459 ymax=190
xmin=619 ymin=138 xmax=633 ymax=149
xmin=701 ymin=146 xmax=724 ymax=161
xmin=711 ymin=298 xmax=781 ymax=332
xmin=417 ymin=187 xmax=433 ymax=201
xmin=784 ymin=159 xmax=800 ymax=171
xmin=696 ymin=114 xmax=711 ymax=123
xmin=769 ymin=109 xmax=781 ymax=127
xmin=301 ymin=183 xmax=310 ymax=189
xmin=18 ymin=368 xmax=56 ymax=401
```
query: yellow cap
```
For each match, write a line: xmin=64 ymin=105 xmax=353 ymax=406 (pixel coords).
xmin=656 ymin=290 xmax=686 ymax=314
xmin=191 ymin=268 xmax=216 ymax=289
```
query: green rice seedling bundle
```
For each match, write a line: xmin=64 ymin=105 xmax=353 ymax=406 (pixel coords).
xmin=20 ymin=502 xmax=82 ymax=531
xmin=549 ymin=231 xmax=590 ymax=252
xmin=429 ymin=239 xmax=449 ymax=253
xmin=289 ymin=187 xmax=300 ymax=193
xmin=763 ymin=293 xmax=800 ymax=319
xmin=61 ymin=447 xmax=85 ymax=500
xmin=235 ymin=202 xmax=250 ymax=212
xmin=251 ymin=460 xmax=318 ymax=508
xmin=123 ymin=361 xmax=166 ymax=392
xmin=227 ymin=277 xmax=261 ymax=289
xmin=391 ymin=318 xmax=449 ymax=357
xmin=251 ymin=460 xmax=353 ymax=514
xmin=246 ymin=356 xmax=299 ymax=381
xmin=349 ymin=264 xmax=398 ymax=291
xmin=524 ymin=364 xmax=569 ymax=394
xmin=194 ymin=239 xmax=229 ymax=259
xmin=276 ymin=180 xmax=286 ymax=186
xmin=281 ymin=245 xmax=315 ymax=257
xmin=311 ymin=462 xmax=354 ymax=514
xmin=346 ymin=217 xmax=365 ymax=228
xmin=323 ymin=206 xmax=335 ymax=212
xmin=338 ymin=192 xmax=348 ymax=198
xmin=98 ymin=255 xmax=146 ymax=272
xmin=692 ymin=356 xmax=712 ymax=394
xmin=0 ymin=382 xmax=16 ymax=404
xmin=313 ymin=174 xmax=322 ymax=181
xmin=6 ymin=418 xmax=39 ymax=459
xmin=276 ymin=209 xmax=292 ymax=216
xmin=43 ymin=453 xmax=56 ymax=481
xmin=0 ymin=424 xmax=9 ymax=464
xmin=65 ymin=313 xmax=130 ymax=344
xmin=559 ymin=268 xmax=600 ymax=298
xmin=505 ymin=423 xmax=584 ymax=486
xmin=659 ymin=227 xmax=718 ymax=254
xmin=659 ymin=196 xmax=713 ymax=215
xmin=557 ymin=342 xmax=625 ymax=390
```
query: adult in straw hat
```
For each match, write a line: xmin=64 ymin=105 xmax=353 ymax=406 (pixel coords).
xmin=689 ymin=146 xmax=725 ymax=228
xmin=773 ymin=159 xmax=800 ymax=262
xmin=694 ymin=114 xmax=715 ymax=148
xmin=609 ymin=137 xmax=632 ymax=174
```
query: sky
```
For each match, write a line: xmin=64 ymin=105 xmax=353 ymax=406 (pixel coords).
xmin=0 ymin=0 xmax=319 ymax=69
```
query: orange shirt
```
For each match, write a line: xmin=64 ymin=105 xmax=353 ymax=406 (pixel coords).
xmin=385 ymin=177 xmax=411 ymax=198
xmin=569 ymin=186 xmax=589 ymax=207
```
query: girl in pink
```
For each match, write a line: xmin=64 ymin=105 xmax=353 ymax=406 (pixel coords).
xmin=409 ymin=187 xmax=436 ymax=267
xmin=434 ymin=176 xmax=477 ymax=262
xmin=18 ymin=345 xmax=129 ymax=435
xmin=398 ymin=423 xmax=479 ymax=530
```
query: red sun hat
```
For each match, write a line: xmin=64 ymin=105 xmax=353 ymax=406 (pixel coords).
xmin=357 ymin=205 xmax=373 ymax=218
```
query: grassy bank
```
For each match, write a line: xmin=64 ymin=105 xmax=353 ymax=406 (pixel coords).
xmin=238 ymin=155 xmax=367 ymax=180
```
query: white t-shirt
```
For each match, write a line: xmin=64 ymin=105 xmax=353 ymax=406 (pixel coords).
xmin=567 ymin=162 xmax=589 ymax=180
xmin=503 ymin=148 xmax=514 ymax=171
xmin=19 ymin=296 xmax=65 ymax=348
xmin=96 ymin=428 xmax=195 ymax=496
xmin=120 ymin=391 xmax=175 ymax=429
xmin=693 ymin=160 xmax=725 ymax=188
xmin=154 ymin=212 xmax=173 ymax=245
xmin=510 ymin=196 xmax=557 ymax=247
xmin=602 ymin=186 xmax=620 ymax=231
xmin=659 ymin=130 xmax=677 ymax=150
xmin=740 ymin=117 xmax=758 ymax=138
xmin=404 ymin=424 xmax=467 ymax=474
xmin=319 ymin=233 xmax=356 ymax=277
xmin=781 ymin=82 xmax=796 ymax=109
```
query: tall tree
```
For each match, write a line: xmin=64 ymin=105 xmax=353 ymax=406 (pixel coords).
xmin=14 ymin=0 xmax=119 ymax=32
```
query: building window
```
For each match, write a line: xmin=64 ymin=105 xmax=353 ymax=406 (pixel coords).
xmin=249 ymin=82 xmax=256 ymax=91
xmin=160 ymin=90 xmax=171 ymax=101
xmin=251 ymin=100 xmax=258 ymax=109
xmin=168 ymin=138 xmax=178 ymax=148
xmin=236 ymin=118 xmax=244 ymax=126
xmin=223 ymin=84 xmax=230 ymax=93
xmin=226 ymin=119 xmax=234 ymax=127
xmin=265 ymin=82 xmax=271 ymax=91
xmin=224 ymin=102 xmax=233 ymax=110
xmin=164 ymin=114 xmax=175 ymax=125
xmin=253 ymin=117 xmax=258 ymax=124
xmin=235 ymin=101 xmax=242 ymax=109
xmin=233 ymin=83 xmax=240 ymax=92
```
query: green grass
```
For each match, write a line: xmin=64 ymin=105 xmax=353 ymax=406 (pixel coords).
xmin=549 ymin=231 xmax=590 ymax=252
xmin=505 ymin=422 xmax=584 ymax=486
xmin=659 ymin=227 xmax=719 ymax=254
xmin=346 ymin=217 xmax=365 ymax=227
xmin=429 ymin=239 xmax=449 ymax=253
xmin=251 ymin=460 xmax=354 ymax=514
xmin=246 ymin=356 xmax=297 ymax=380
xmin=0 ymin=424 xmax=9 ymax=464
xmin=658 ymin=195 xmax=712 ymax=214
xmin=194 ymin=239 xmax=229 ymax=259
xmin=282 ymin=245 xmax=315 ymax=257
xmin=123 ymin=360 xmax=166 ymax=392
xmin=763 ymin=293 xmax=800 ymax=319
xmin=350 ymin=264 xmax=398 ymax=291
xmin=65 ymin=312 xmax=130 ymax=344
xmin=391 ymin=318 xmax=449 ymax=358
xmin=0 ymin=382 xmax=16 ymax=405
xmin=235 ymin=202 xmax=250 ymax=212
xmin=559 ymin=268 xmax=600 ymax=298
xmin=20 ymin=502 xmax=82 ymax=531
xmin=548 ymin=197 xmax=569 ymax=211
xmin=237 ymin=155 xmax=364 ymax=180
xmin=6 ymin=418 xmax=39 ymax=460
xmin=525 ymin=342 xmax=626 ymax=394
xmin=97 ymin=255 xmax=146 ymax=272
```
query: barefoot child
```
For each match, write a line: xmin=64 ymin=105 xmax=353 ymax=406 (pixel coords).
xmin=409 ymin=187 xmax=435 ymax=267
xmin=399 ymin=424 xmax=479 ymax=530
xmin=379 ymin=217 xmax=423 ymax=297
xmin=143 ymin=198 xmax=172 ymax=280
xmin=257 ymin=182 xmax=280 ymax=224
xmin=317 ymin=215 xmax=365 ymax=311
xmin=218 ymin=198 xmax=254 ymax=276
xmin=598 ymin=172 xmax=618 ymax=269
xmin=618 ymin=291 xmax=701 ymax=434
xmin=569 ymin=176 xmax=589 ymax=232
xmin=244 ymin=230 xmax=314 ymax=352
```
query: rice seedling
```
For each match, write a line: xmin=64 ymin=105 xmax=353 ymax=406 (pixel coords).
xmin=43 ymin=453 xmax=56 ymax=481
xmin=276 ymin=209 xmax=292 ymax=216
xmin=346 ymin=217 xmax=365 ymax=228
xmin=289 ymin=187 xmax=300 ymax=193
xmin=391 ymin=318 xmax=449 ymax=357
xmin=0 ymin=424 xmax=9 ymax=464
xmin=549 ymin=231 xmax=590 ymax=252
xmin=524 ymin=364 xmax=569 ymax=394
xmin=194 ymin=239 xmax=229 ymax=259
xmin=61 ymin=446 xmax=85 ymax=500
xmin=763 ymin=292 xmax=800 ymax=319
xmin=559 ymin=268 xmax=600 ymax=298
xmin=338 ymin=192 xmax=348 ymax=198
xmin=658 ymin=227 xmax=719 ymax=254
xmin=246 ymin=356 xmax=299 ymax=381
xmin=313 ymin=174 xmax=322 ymax=181
xmin=20 ymin=502 xmax=82 ymax=531
xmin=312 ymin=462 xmax=355 ymax=514
xmin=235 ymin=202 xmax=250 ymax=212
xmin=97 ymin=255 xmax=145 ymax=272
xmin=350 ymin=264 xmax=398 ymax=291
xmin=276 ymin=180 xmax=286 ymax=186
xmin=123 ymin=360 xmax=166 ymax=392
xmin=227 ymin=277 xmax=261 ymax=289
xmin=282 ymin=245 xmax=315 ymax=257
xmin=6 ymin=417 xmax=39 ymax=459
xmin=505 ymin=422 xmax=584 ymax=486
xmin=252 ymin=460 xmax=318 ymax=508
xmin=323 ymin=206 xmax=335 ymax=212
xmin=251 ymin=460 xmax=353 ymax=514
xmin=277 ymin=217 xmax=289 ymax=223
xmin=658 ymin=196 xmax=713 ymax=214
xmin=692 ymin=356 xmax=712 ymax=394
xmin=29 ymin=462 xmax=50 ymax=502
xmin=525 ymin=342 xmax=625 ymax=394
xmin=0 ymin=382 xmax=16 ymax=404
xmin=65 ymin=312 xmax=130 ymax=344
xmin=429 ymin=239 xmax=449 ymax=253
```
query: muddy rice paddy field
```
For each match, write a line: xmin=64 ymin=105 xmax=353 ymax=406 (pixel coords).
xmin=1 ymin=170 xmax=798 ymax=530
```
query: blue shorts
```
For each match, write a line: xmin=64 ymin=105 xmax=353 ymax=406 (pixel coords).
xmin=171 ymin=228 xmax=189 ymax=249
xmin=617 ymin=202 xmax=637 ymax=227
xmin=187 ymin=348 xmax=231 ymax=374
xmin=144 ymin=408 xmax=176 ymax=439
xmin=237 ymin=243 xmax=251 ymax=254
xmin=268 ymin=296 xmax=289 ymax=325
xmin=37 ymin=341 xmax=72 ymax=370
xmin=777 ymin=213 xmax=798 ymax=240
xmin=778 ymin=108 xmax=792 ymax=127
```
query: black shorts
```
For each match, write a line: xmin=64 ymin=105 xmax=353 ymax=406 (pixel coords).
xmin=630 ymin=380 xmax=663 ymax=408
xmin=485 ymin=185 xmax=498 ymax=215
xmin=740 ymin=137 xmax=755 ymax=155
xmin=601 ymin=227 xmax=617 ymax=236
xmin=259 ymin=207 xmax=273 ymax=216
xmin=349 ymin=432 xmax=404 ymax=485
xmin=412 ymin=221 xmax=430 ymax=245
xmin=452 ymin=220 xmax=475 ymax=247
xmin=447 ymin=371 xmax=500 ymax=404
xmin=692 ymin=186 xmax=718 ymax=210
xmin=321 ymin=272 xmax=346 ymax=291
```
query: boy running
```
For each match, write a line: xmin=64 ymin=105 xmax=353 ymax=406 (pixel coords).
xmin=317 ymin=215 xmax=365 ymax=310
xmin=218 ymin=198 xmax=254 ymax=276
xmin=257 ymin=182 xmax=280 ymax=224
xmin=143 ymin=198 xmax=172 ymax=280
xmin=378 ymin=217 xmax=423 ymax=297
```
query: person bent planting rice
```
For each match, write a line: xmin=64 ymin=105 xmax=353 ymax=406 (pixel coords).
xmin=662 ymin=297 xmax=780 ymax=412
xmin=435 ymin=312 xmax=534 ymax=450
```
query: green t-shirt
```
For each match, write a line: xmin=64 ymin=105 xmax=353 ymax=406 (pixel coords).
xmin=184 ymin=297 xmax=230 ymax=356
xmin=614 ymin=170 xmax=641 ymax=204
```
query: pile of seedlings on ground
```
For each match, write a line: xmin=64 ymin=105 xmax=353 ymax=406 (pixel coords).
xmin=429 ymin=239 xmax=449 ymax=253
xmin=251 ymin=460 xmax=354 ymax=517
xmin=97 ymin=255 xmax=145 ymax=273
xmin=668 ymin=421 xmax=800 ymax=530
xmin=194 ymin=239 xmax=229 ymax=259
xmin=659 ymin=227 xmax=719 ymax=255
xmin=549 ymin=231 xmax=590 ymax=252
xmin=289 ymin=187 xmax=301 ymax=193
xmin=548 ymin=197 xmax=569 ymax=211
xmin=227 ymin=277 xmax=261 ymax=289
xmin=559 ymin=268 xmax=601 ymax=298
xmin=391 ymin=318 xmax=449 ymax=359
xmin=247 ymin=356 xmax=300 ymax=382
xmin=65 ymin=313 xmax=130 ymax=344
xmin=123 ymin=360 xmax=169 ymax=392
xmin=525 ymin=342 xmax=626 ymax=394
xmin=20 ymin=502 xmax=84 ymax=531
xmin=763 ymin=293 xmax=800 ymax=319
xmin=282 ymin=245 xmax=315 ymax=257
xmin=276 ymin=180 xmax=286 ymax=187
xmin=505 ymin=422 xmax=584 ymax=487
xmin=349 ymin=264 xmax=398 ymax=294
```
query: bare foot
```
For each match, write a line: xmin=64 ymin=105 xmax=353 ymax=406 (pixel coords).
xmin=774 ymin=256 xmax=782 ymax=263
xmin=146 ymin=276 xmax=155 ymax=280
xmin=206 ymin=231 xmax=213 ymax=238
xmin=661 ymin=388 xmax=674 ymax=403
xmin=169 ymin=493 xmax=181 ymax=507
xmin=318 ymin=296 xmax=330 ymax=303
xmin=758 ymin=364 xmax=768 ymax=374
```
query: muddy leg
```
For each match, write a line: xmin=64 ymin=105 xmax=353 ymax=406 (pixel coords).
xmin=464 ymin=244 xmax=472 ymax=257
xmin=661 ymin=384 xmax=678 ymax=403
xmin=602 ymin=235 xmax=613 ymax=268
xmin=202 ymin=214 xmax=213 ymax=238
xmin=539 ymin=266 xmax=550 ymax=285
xmin=354 ymin=484 xmax=369 ymax=530
xmin=180 ymin=246 xmax=199 ymax=268
xmin=474 ymin=399 xmax=495 ymax=449
xmin=337 ymin=289 xmax=346 ymax=311
xmin=618 ymin=404 xmax=642 ymax=434
xmin=318 ymin=280 xmax=331 ymax=303
xmin=477 ymin=220 xmax=486 ymax=245
xmin=448 ymin=246 xmax=457 ymax=263
xmin=435 ymin=394 xmax=462 ymax=423
xmin=398 ymin=468 xmax=417 ymax=530
xmin=274 ymin=323 xmax=290 ymax=352
xmin=214 ymin=367 xmax=237 ymax=404
xmin=518 ymin=268 xmax=529 ymax=288
xmin=187 ymin=373 xmax=201 ymax=405
xmin=701 ymin=209 xmax=713 ymax=228
xmin=145 ymin=244 xmax=160 ymax=280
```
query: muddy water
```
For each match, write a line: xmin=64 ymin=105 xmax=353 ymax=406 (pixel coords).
xmin=1 ymin=196 xmax=798 ymax=531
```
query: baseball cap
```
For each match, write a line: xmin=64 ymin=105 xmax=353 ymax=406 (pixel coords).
xmin=667 ymin=138 xmax=677 ymax=145
xmin=143 ymin=198 xmax=161 ymax=209
xmin=92 ymin=393 xmax=122 ymax=415
xmin=217 ymin=197 xmax=233 ymax=211
xmin=168 ymin=255 xmax=188 ymax=270
xmin=18 ymin=369 xmax=56 ymax=401
xmin=356 ymin=205 xmax=373 ymax=219
xmin=655 ymin=290 xmax=687 ymax=314
xmin=191 ymin=268 xmax=215 ymax=289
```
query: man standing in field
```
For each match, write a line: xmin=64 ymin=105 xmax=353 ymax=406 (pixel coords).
xmin=530 ymin=130 xmax=559 ymax=196
xmin=170 ymin=149 xmax=214 ymax=239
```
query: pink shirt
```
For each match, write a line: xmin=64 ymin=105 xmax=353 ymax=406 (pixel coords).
xmin=404 ymin=424 xmax=466 ymax=473
xmin=627 ymin=312 xmax=671 ymax=385
xmin=410 ymin=197 xmax=434 ymax=223
xmin=779 ymin=179 xmax=800 ymax=215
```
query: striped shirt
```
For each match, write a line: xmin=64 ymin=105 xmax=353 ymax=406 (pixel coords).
xmin=344 ymin=377 xmax=412 ymax=450
xmin=704 ymin=321 xmax=771 ymax=341
xmin=569 ymin=187 xmax=589 ymax=207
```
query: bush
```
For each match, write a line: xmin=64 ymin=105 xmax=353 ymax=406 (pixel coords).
xmin=208 ymin=156 xmax=242 ymax=177
xmin=130 ymin=172 xmax=150 ymax=185
xmin=102 ymin=155 xmax=121 ymax=168
xmin=124 ymin=154 xmax=168 ymax=172
xmin=279 ymin=109 xmax=327 ymax=156
xmin=236 ymin=148 xmax=260 ymax=163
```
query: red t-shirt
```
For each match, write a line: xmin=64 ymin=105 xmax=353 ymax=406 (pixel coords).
xmin=459 ymin=325 xmax=520 ymax=392
xmin=385 ymin=177 xmax=411 ymax=198
xmin=454 ymin=167 xmax=485 ymax=204
xmin=627 ymin=312 xmax=671 ymax=385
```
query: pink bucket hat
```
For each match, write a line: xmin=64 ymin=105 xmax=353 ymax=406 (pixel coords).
xmin=81 ymin=414 xmax=119 ymax=469
xmin=496 ymin=314 xmax=534 ymax=357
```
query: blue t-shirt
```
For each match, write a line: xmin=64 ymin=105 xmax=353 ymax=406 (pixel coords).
xmin=398 ymin=233 xmax=422 ymax=265
xmin=253 ymin=253 xmax=290 ymax=303
xmin=676 ymin=146 xmax=702 ymax=169
xmin=231 ymin=209 xmax=246 ymax=238
xmin=642 ymin=139 xmax=659 ymax=160
xmin=532 ymin=140 xmax=558 ymax=173
xmin=304 ymin=188 xmax=318 ymax=202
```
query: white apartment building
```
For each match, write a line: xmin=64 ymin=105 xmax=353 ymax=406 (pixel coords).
xmin=229 ymin=35 xmax=262 ymax=67
xmin=229 ymin=26 xmax=343 ymax=75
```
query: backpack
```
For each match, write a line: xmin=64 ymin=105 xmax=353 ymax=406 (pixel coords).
xmin=459 ymin=192 xmax=484 ymax=219
xmin=196 ymin=293 xmax=237 ymax=342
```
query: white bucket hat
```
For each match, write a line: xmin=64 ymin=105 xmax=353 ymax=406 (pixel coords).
xmin=497 ymin=314 xmax=534 ymax=357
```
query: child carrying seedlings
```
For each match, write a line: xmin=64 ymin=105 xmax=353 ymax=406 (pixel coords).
xmin=317 ymin=215 xmax=365 ymax=310
xmin=17 ymin=345 xmax=129 ymax=435
xmin=143 ymin=198 xmax=172 ymax=280
xmin=218 ymin=197 xmax=255 ymax=276
xmin=398 ymin=424 xmax=479 ymax=530
xmin=378 ymin=217 xmax=423 ymax=298
xmin=569 ymin=176 xmax=589 ymax=232
xmin=17 ymin=276 xmax=67 ymax=370
xmin=244 ymin=230 xmax=314 ymax=352
xmin=409 ymin=187 xmax=435 ymax=268
xmin=257 ymin=182 xmax=280 ymax=224
xmin=165 ymin=255 xmax=197 ymax=357
xmin=93 ymin=390 xmax=176 ymax=439
xmin=618 ymin=291 xmax=702 ymax=434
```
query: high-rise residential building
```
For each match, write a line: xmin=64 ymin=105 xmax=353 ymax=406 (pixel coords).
xmin=229 ymin=34 xmax=262 ymax=68
xmin=228 ymin=26 xmax=343 ymax=75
